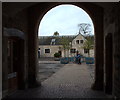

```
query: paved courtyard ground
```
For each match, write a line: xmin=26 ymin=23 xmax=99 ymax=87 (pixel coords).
xmin=37 ymin=60 xmax=64 ymax=82
xmin=5 ymin=58 xmax=114 ymax=99
xmin=37 ymin=57 xmax=95 ymax=83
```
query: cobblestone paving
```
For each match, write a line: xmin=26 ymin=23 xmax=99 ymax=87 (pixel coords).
xmin=7 ymin=63 xmax=113 ymax=99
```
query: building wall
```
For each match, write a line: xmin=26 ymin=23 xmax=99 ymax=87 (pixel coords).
xmin=2 ymin=37 xmax=9 ymax=97
xmin=39 ymin=34 xmax=94 ymax=58
xmin=112 ymin=3 xmax=120 ymax=98
xmin=2 ymin=6 xmax=29 ymax=97
xmin=39 ymin=45 xmax=63 ymax=57
xmin=72 ymin=34 xmax=85 ymax=56
xmin=103 ymin=3 xmax=120 ymax=97
xmin=90 ymin=49 xmax=94 ymax=57
xmin=72 ymin=34 xmax=94 ymax=57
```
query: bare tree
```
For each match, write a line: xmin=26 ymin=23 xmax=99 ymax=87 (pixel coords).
xmin=78 ymin=23 xmax=92 ymax=35
xmin=82 ymin=36 xmax=94 ymax=57
xmin=78 ymin=23 xmax=94 ymax=57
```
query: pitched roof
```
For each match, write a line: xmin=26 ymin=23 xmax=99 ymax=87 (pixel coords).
xmin=38 ymin=35 xmax=77 ymax=45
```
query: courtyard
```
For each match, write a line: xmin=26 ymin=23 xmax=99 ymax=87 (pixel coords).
xmin=4 ymin=57 xmax=113 ymax=99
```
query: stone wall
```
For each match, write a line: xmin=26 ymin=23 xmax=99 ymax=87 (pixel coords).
xmin=103 ymin=3 xmax=120 ymax=97
xmin=2 ymin=6 xmax=29 ymax=97
xmin=113 ymin=3 xmax=120 ymax=98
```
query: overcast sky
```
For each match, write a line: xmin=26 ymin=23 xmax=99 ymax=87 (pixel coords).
xmin=38 ymin=4 xmax=94 ymax=36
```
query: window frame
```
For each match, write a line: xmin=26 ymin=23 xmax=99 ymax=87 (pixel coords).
xmin=80 ymin=40 xmax=83 ymax=44
xmin=45 ymin=49 xmax=50 ymax=53
xmin=84 ymin=49 xmax=89 ymax=54
xmin=76 ymin=40 xmax=79 ymax=44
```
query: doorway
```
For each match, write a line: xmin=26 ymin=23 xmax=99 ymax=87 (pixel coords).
xmin=7 ymin=38 xmax=25 ymax=93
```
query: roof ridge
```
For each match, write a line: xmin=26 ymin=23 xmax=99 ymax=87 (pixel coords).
xmin=38 ymin=35 xmax=77 ymax=37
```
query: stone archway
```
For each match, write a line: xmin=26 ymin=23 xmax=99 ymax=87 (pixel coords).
xmin=3 ymin=2 xmax=120 ymax=99
xmin=27 ymin=2 xmax=104 ymax=91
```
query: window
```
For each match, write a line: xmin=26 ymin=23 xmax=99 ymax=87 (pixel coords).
xmin=84 ymin=49 xmax=89 ymax=54
xmin=51 ymin=39 xmax=56 ymax=45
xmin=45 ymin=49 xmax=50 ymax=53
xmin=76 ymin=40 xmax=79 ymax=44
xmin=80 ymin=40 xmax=83 ymax=44
xmin=70 ymin=49 xmax=76 ymax=53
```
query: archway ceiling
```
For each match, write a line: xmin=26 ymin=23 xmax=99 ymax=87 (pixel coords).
xmin=3 ymin=2 xmax=116 ymax=16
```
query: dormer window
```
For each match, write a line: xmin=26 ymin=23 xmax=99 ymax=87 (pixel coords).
xmin=51 ymin=39 xmax=56 ymax=45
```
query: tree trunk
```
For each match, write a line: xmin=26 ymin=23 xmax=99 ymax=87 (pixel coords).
xmin=88 ymin=49 xmax=90 ymax=57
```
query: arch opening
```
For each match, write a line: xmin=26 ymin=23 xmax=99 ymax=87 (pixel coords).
xmin=37 ymin=4 xmax=95 ymax=88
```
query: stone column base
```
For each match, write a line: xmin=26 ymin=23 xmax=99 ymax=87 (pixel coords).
xmin=91 ymin=82 xmax=104 ymax=91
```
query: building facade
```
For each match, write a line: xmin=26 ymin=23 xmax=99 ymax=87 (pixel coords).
xmin=38 ymin=34 xmax=94 ymax=58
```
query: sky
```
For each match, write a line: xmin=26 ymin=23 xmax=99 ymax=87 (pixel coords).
xmin=38 ymin=4 xmax=94 ymax=36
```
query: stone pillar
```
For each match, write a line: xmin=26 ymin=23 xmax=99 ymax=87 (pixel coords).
xmin=28 ymin=28 xmax=38 ymax=88
xmin=104 ymin=33 xmax=113 ymax=94
xmin=91 ymin=8 xmax=104 ymax=91
xmin=113 ymin=2 xmax=120 ymax=98
xmin=27 ymin=8 xmax=40 ymax=88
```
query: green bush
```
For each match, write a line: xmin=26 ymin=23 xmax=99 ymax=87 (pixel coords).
xmin=54 ymin=52 xmax=61 ymax=58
